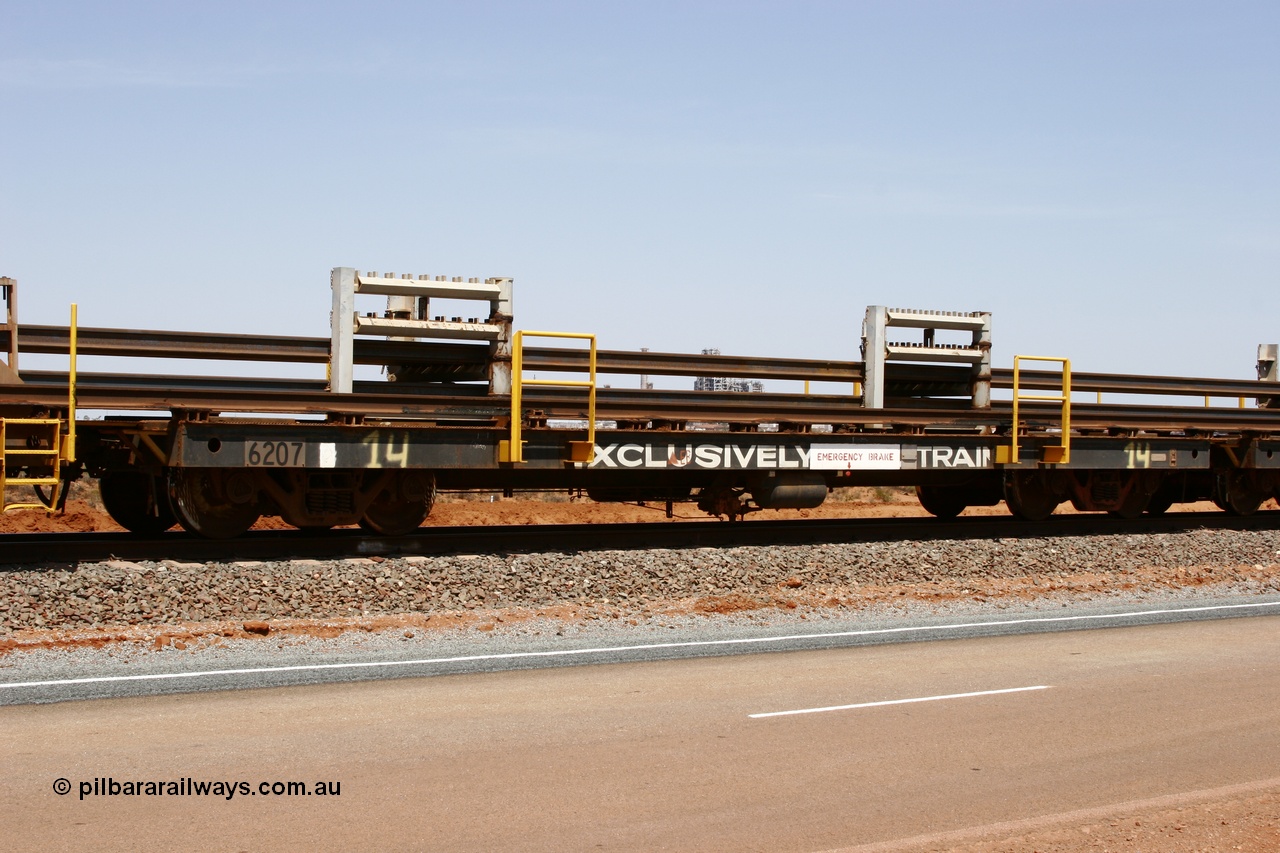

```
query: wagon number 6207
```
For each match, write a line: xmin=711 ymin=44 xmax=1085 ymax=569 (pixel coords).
xmin=246 ymin=440 xmax=305 ymax=467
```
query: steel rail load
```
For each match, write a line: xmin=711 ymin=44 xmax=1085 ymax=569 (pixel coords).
xmin=1 ymin=268 xmax=1278 ymax=538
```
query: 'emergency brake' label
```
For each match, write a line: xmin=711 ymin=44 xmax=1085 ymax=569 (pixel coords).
xmin=808 ymin=445 xmax=902 ymax=470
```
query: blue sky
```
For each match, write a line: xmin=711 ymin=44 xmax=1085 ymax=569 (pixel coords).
xmin=3 ymin=1 xmax=1277 ymax=389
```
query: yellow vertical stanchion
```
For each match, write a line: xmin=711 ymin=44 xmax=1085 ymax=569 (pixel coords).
xmin=998 ymin=355 xmax=1071 ymax=465
xmin=588 ymin=340 xmax=596 ymax=451
xmin=1011 ymin=360 xmax=1022 ymax=462
xmin=505 ymin=330 xmax=596 ymax=464
xmin=67 ymin=303 xmax=77 ymax=463
xmin=509 ymin=330 xmax=524 ymax=462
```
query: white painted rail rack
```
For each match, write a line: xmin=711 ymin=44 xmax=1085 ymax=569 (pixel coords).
xmin=329 ymin=267 xmax=514 ymax=395
xmin=1260 ymin=344 xmax=1279 ymax=409
xmin=0 ymin=277 xmax=17 ymax=384
xmin=861 ymin=306 xmax=992 ymax=409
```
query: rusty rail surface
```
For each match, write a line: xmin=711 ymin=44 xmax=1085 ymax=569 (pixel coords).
xmin=3 ymin=324 xmax=1279 ymax=432
xmin=7 ymin=323 xmax=1277 ymax=397
xmin=9 ymin=370 xmax=1280 ymax=433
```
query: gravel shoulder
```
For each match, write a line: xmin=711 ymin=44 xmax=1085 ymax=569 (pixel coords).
xmin=3 ymin=525 xmax=1279 ymax=675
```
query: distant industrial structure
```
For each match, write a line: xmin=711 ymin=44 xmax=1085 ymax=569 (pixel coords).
xmin=692 ymin=348 xmax=764 ymax=393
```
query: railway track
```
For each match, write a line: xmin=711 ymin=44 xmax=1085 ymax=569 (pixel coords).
xmin=4 ymin=510 xmax=1278 ymax=567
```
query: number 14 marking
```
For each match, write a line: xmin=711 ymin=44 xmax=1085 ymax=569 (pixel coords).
xmin=1124 ymin=442 xmax=1152 ymax=468
xmin=361 ymin=432 xmax=410 ymax=468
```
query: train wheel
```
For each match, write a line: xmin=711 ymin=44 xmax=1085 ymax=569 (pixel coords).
xmin=915 ymin=485 xmax=967 ymax=519
xmin=168 ymin=468 xmax=260 ymax=539
xmin=100 ymin=471 xmax=176 ymax=535
xmin=1004 ymin=471 xmax=1060 ymax=521
xmin=358 ymin=472 xmax=435 ymax=536
xmin=1214 ymin=471 xmax=1265 ymax=516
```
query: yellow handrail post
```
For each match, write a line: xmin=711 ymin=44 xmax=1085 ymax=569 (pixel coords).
xmin=508 ymin=330 xmax=524 ymax=462
xmin=67 ymin=303 xmax=77 ymax=463
xmin=504 ymin=330 xmax=597 ymax=465
xmin=1012 ymin=360 xmax=1022 ymax=462
xmin=998 ymin=355 xmax=1071 ymax=465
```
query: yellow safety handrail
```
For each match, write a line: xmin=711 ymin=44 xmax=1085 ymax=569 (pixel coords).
xmin=68 ymin=303 xmax=77 ymax=462
xmin=503 ymin=330 xmax=596 ymax=464
xmin=997 ymin=355 xmax=1071 ymax=465
xmin=2 ymin=303 xmax=77 ymax=513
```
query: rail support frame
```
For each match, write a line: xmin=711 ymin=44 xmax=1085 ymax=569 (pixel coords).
xmin=862 ymin=306 xmax=887 ymax=409
xmin=861 ymin=306 xmax=992 ymax=410
xmin=0 ymin=276 xmax=18 ymax=384
xmin=1259 ymin=344 xmax=1278 ymax=409
xmin=329 ymin=267 xmax=357 ymax=394
xmin=329 ymin=267 xmax=514 ymax=395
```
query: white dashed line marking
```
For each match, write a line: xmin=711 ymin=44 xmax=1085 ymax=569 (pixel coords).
xmin=749 ymin=685 xmax=1051 ymax=718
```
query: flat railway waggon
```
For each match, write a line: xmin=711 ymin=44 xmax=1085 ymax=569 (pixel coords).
xmin=1 ymin=270 xmax=1278 ymax=538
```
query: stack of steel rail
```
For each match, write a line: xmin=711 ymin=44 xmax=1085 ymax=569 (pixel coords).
xmin=2 ymin=324 xmax=1278 ymax=433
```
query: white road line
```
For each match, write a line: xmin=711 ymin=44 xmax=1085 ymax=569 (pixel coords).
xmin=749 ymin=685 xmax=1050 ymax=718
xmin=2 ymin=599 xmax=1278 ymax=691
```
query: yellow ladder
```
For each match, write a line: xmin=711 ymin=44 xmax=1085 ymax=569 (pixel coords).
xmin=2 ymin=304 xmax=77 ymax=513
xmin=500 ymin=330 xmax=596 ymax=464
xmin=1 ymin=418 xmax=68 ymax=511
xmin=996 ymin=354 xmax=1071 ymax=465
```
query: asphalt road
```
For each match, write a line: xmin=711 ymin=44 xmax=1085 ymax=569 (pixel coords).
xmin=4 ymin=611 xmax=1280 ymax=851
